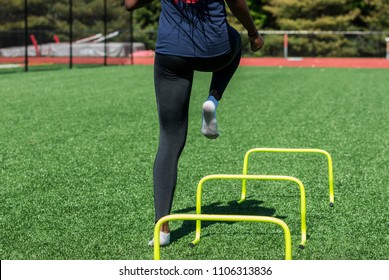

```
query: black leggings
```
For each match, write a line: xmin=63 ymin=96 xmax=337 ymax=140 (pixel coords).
xmin=153 ymin=27 xmax=242 ymax=222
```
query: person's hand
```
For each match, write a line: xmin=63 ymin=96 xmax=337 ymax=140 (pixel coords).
xmin=249 ymin=32 xmax=264 ymax=52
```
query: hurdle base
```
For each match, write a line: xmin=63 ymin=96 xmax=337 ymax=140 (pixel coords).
xmin=237 ymin=198 xmax=246 ymax=204
xmin=154 ymin=214 xmax=292 ymax=260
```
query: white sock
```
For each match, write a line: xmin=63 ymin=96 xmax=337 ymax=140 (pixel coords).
xmin=148 ymin=231 xmax=170 ymax=247
xmin=201 ymin=96 xmax=219 ymax=139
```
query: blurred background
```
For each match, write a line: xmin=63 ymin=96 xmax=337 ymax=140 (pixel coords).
xmin=1 ymin=0 xmax=389 ymax=71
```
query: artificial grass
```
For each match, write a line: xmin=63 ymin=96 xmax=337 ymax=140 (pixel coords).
xmin=0 ymin=65 xmax=388 ymax=260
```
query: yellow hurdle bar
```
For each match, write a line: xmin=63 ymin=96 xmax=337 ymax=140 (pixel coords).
xmin=154 ymin=214 xmax=292 ymax=260
xmin=241 ymin=148 xmax=334 ymax=207
xmin=192 ymin=174 xmax=307 ymax=248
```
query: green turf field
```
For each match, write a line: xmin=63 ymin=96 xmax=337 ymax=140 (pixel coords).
xmin=0 ymin=65 xmax=388 ymax=260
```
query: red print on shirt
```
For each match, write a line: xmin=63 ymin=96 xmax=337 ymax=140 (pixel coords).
xmin=174 ymin=0 xmax=200 ymax=4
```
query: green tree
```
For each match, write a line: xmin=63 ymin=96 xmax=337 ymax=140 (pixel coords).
xmin=0 ymin=0 xmax=24 ymax=47
xmin=0 ymin=0 xmax=133 ymax=47
xmin=360 ymin=0 xmax=389 ymax=30
xmin=263 ymin=0 xmax=364 ymax=57
xmin=126 ymin=1 xmax=160 ymax=49
xmin=264 ymin=0 xmax=362 ymax=30
xmin=358 ymin=0 xmax=389 ymax=56
xmin=0 ymin=0 xmax=25 ymax=30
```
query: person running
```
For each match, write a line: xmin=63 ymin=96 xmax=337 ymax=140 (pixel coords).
xmin=125 ymin=0 xmax=264 ymax=246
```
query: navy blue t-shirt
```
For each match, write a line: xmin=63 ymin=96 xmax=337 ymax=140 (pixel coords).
xmin=156 ymin=0 xmax=231 ymax=57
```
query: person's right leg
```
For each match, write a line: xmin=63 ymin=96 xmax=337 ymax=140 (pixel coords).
xmin=208 ymin=27 xmax=242 ymax=100
xmin=151 ymin=53 xmax=194 ymax=245
xmin=194 ymin=26 xmax=242 ymax=139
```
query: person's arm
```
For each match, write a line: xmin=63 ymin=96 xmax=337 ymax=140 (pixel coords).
xmin=124 ymin=0 xmax=155 ymax=11
xmin=225 ymin=0 xmax=264 ymax=52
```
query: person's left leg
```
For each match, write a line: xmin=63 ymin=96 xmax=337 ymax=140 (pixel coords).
xmin=150 ymin=53 xmax=194 ymax=246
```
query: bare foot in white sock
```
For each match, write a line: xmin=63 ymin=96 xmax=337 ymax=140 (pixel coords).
xmin=201 ymin=99 xmax=219 ymax=139
xmin=148 ymin=231 xmax=170 ymax=247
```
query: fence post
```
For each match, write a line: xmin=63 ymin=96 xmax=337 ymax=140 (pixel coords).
xmin=104 ymin=0 xmax=107 ymax=66
xmin=69 ymin=0 xmax=73 ymax=69
xmin=24 ymin=0 xmax=28 ymax=72
xmin=386 ymin=38 xmax=389 ymax=60
xmin=284 ymin=32 xmax=288 ymax=59
xmin=130 ymin=11 xmax=133 ymax=65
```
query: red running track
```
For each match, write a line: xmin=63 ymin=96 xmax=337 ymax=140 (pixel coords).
xmin=240 ymin=57 xmax=389 ymax=68
xmin=1 ymin=56 xmax=389 ymax=68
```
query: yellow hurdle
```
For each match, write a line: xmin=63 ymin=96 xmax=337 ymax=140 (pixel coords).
xmin=191 ymin=174 xmax=307 ymax=248
xmin=241 ymin=148 xmax=334 ymax=207
xmin=154 ymin=214 xmax=292 ymax=260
